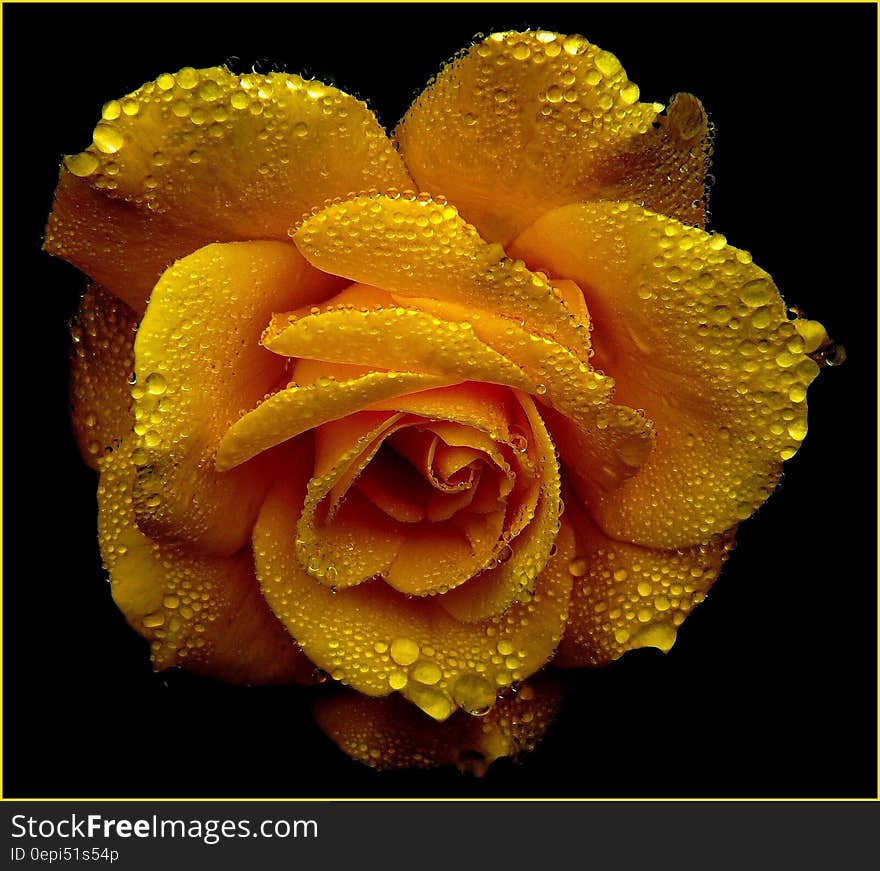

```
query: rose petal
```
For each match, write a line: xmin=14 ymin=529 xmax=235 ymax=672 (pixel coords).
xmin=45 ymin=67 xmax=411 ymax=312
xmin=253 ymin=441 xmax=574 ymax=719
xmin=354 ymin=447 xmax=431 ymax=522
xmin=132 ymin=240 xmax=339 ymax=555
xmin=555 ymin=492 xmax=733 ymax=666
xmin=300 ymin=414 xmax=408 ymax=589
xmin=394 ymin=293 xmax=655 ymax=493
xmin=439 ymin=394 xmax=561 ymax=622
xmin=305 ymin=490 xmax=407 ymax=589
xmin=46 ymin=172 xmax=214 ymax=315
xmin=98 ymin=441 xmax=311 ymax=685
xmin=312 ymin=675 xmax=566 ymax=774
xmin=293 ymin=194 xmax=586 ymax=353
xmin=371 ymin=382 xmax=516 ymax=442
xmin=511 ymin=201 xmax=821 ymax=548
xmin=391 ymin=421 xmax=512 ymax=491
xmin=293 ymin=195 xmax=655 ymax=492
xmin=396 ymin=31 xmax=709 ymax=245
xmin=216 ymin=371 xmax=452 ymax=471
xmin=262 ymin=292 xmax=534 ymax=391
xmin=384 ymin=519 xmax=499 ymax=597
xmin=300 ymin=412 xmax=510 ymax=597
xmin=69 ymin=285 xmax=138 ymax=469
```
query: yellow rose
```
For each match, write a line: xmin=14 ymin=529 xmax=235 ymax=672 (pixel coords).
xmin=47 ymin=31 xmax=832 ymax=773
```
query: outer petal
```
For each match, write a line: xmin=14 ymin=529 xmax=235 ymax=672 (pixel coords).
xmin=313 ymin=676 xmax=566 ymax=774
xmin=46 ymin=172 xmax=212 ymax=315
xmin=511 ymin=202 xmax=821 ymax=548
xmin=98 ymin=438 xmax=312 ymax=685
xmin=396 ymin=31 xmax=709 ymax=244
xmin=45 ymin=66 xmax=412 ymax=312
xmin=555 ymin=493 xmax=732 ymax=667
xmin=252 ymin=443 xmax=574 ymax=720
xmin=69 ymin=285 xmax=138 ymax=470
xmin=132 ymin=241 xmax=340 ymax=555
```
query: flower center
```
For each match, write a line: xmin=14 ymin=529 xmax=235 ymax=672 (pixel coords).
xmin=301 ymin=405 xmax=538 ymax=599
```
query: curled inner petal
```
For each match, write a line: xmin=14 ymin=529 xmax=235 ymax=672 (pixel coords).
xmin=253 ymin=439 xmax=575 ymax=719
xmin=293 ymin=386 xmax=554 ymax=608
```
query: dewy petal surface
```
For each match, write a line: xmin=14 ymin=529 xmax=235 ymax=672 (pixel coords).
xmin=512 ymin=202 xmax=821 ymax=549
xmin=262 ymin=285 xmax=534 ymax=390
xmin=216 ymin=371 xmax=453 ymax=471
xmin=438 ymin=393 xmax=561 ymax=623
xmin=46 ymin=172 xmax=215 ymax=315
xmin=392 ymin=293 xmax=654 ymax=492
xmin=313 ymin=675 xmax=565 ymax=773
xmin=69 ymin=285 xmax=138 ymax=470
xmin=298 ymin=413 xmax=410 ymax=589
xmin=45 ymin=66 xmax=412 ymax=312
xmin=555 ymin=493 xmax=732 ymax=666
xmin=132 ymin=240 xmax=340 ymax=555
xmin=99 ymin=440 xmax=311 ymax=685
xmin=253 ymin=443 xmax=574 ymax=720
xmin=396 ymin=31 xmax=709 ymax=245
xmin=293 ymin=194 xmax=587 ymax=352
xmin=293 ymin=195 xmax=655 ymax=493
xmin=292 ymin=391 xmax=549 ymax=609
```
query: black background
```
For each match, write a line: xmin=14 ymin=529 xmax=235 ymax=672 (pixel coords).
xmin=3 ymin=2 xmax=877 ymax=798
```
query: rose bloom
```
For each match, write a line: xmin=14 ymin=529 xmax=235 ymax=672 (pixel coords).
xmin=46 ymin=31 xmax=832 ymax=774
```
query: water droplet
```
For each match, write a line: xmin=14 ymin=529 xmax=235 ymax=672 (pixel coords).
xmin=810 ymin=341 xmax=846 ymax=368
xmin=496 ymin=639 xmax=514 ymax=656
xmin=64 ymin=152 xmax=99 ymax=178
xmin=145 ymin=372 xmax=167 ymax=395
xmin=408 ymin=684 xmax=454 ymax=721
xmin=595 ymin=50 xmax=621 ymax=76
xmin=410 ymin=660 xmax=442 ymax=685
xmin=176 ymin=67 xmax=200 ymax=89
xmin=92 ymin=124 xmax=124 ymax=154
xmin=563 ymin=35 xmax=589 ymax=56
xmin=740 ymin=278 xmax=773 ymax=308
xmin=630 ymin=622 xmax=677 ymax=652
xmin=793 ymin=319 xmax=828 ymax=354
xmin=452 ymin=674 xmax=496 ymax=715
xmin=568 ymin=556 xmax=588 ymax=577
xmin=620 ymin=82 xmax=640 ymax=104
xmin=389 ymin=637 xmax=420 ymax=667
xmin=388 ymin=670 xmax=408 ymax=690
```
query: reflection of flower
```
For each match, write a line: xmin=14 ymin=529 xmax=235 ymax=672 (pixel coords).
xmin=48 ymin=30 xmax=831 ymax=773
